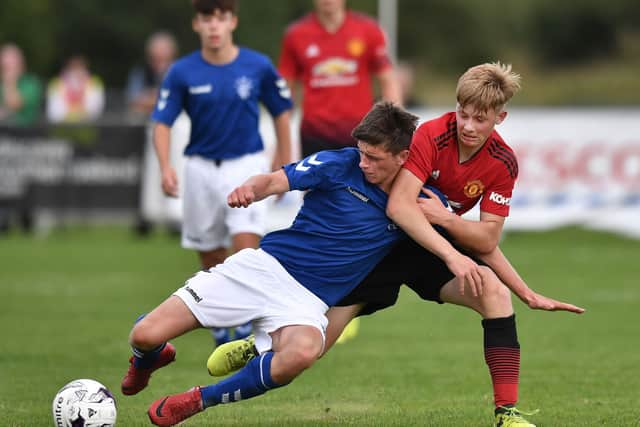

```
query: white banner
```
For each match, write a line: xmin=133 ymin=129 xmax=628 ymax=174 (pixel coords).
xmin=416 ymin=107 xmax=640 ymax=238
xmin=160 ymin=108 xmax=640 ymax=238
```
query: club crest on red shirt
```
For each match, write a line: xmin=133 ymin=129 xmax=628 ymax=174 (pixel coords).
xmin=463 ymin=180 xmax=485 ymax=198
xmin=347 ymin=38 xmax=365 ymax=57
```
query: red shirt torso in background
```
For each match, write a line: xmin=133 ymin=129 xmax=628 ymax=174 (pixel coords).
xmin=404 ymin=112 xmax=518 ymax=217
xmin=279 ymin=11 xmax=391 ymax=146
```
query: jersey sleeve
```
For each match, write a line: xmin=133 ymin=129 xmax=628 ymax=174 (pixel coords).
xmin=479 ymin=169 xmax=516 ymax=217
xmin=278 ymin=29 xmax=300 ymax=80
xmin=151 ymin=64 xmax=185 ymax=126
xmin=283 ymin=149 xmax=355 ymax=192
xmin=403 ymin=124 xmax=436 ymax=183
xmin=259 ymin=60 xmax=293 ymax=117
xmin=367 ymin=22 xmax=392 ymax=74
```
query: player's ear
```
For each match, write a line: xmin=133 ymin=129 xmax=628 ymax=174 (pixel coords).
xmin=229 ymin=14 xmax=239 ymax=31
xmin=397 ymin=149 xmax=410 ymax=165
xmin=495 ymin=110 xmax=507 ymax=125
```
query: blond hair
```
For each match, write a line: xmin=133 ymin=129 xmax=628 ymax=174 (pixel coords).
xmin=456 ymin=62 xmax=521 ymax=112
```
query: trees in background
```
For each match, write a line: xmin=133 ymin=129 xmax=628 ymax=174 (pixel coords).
xmin=0 ymin=0 xmax=636 ymax=87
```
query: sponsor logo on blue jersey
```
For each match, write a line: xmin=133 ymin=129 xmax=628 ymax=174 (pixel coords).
xmin=346 ymin=186 xmax=369 ymax=202
xmin=188 ymin=84 xmax=212 ymax=94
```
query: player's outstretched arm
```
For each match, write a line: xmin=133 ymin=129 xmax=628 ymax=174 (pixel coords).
xmin=417 ymin=188 xmax=584 ymax=313
xmin=227 ymin=169 xmax=290 ymax=208
xmin=479 ymin=246 xmax=585 ymax=314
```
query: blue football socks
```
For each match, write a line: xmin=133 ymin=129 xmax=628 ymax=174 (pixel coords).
xmin=132 ymin=343 xmax=166 ymax=368
xmin=200 ymin=351 xmax=284 ymax=408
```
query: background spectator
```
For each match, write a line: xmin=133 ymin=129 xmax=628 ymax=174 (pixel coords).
xmin=131 ymin=31 xmax=182 ymax=236
xmin=126 ymin=31 xmax=178 ymax=116
xmin=46 ymin=55 xmax=104 ymax=123
xmin=0 ymin=43 xmax=42 ymax=126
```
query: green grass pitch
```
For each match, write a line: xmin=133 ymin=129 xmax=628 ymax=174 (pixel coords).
xmin=1 ymin=226 xmax=639 ymax=426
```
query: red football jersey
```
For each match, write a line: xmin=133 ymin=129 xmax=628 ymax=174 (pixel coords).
xmin=404 ymin=112 xmax=518 ymax=217
xmin=279 ymin=11 xmax=392 ymax=146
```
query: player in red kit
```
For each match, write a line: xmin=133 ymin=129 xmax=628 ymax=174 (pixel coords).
xmin=337 ymin=63 xmax=583 ymax=426
xmin=279 ymin=0 xmax=401 ymax=157
xmin=207 ymin=64 xmax=584 ymax=426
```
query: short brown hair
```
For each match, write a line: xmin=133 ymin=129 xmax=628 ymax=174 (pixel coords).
xmin=456 ymin=62 xmax=521 ymax=112
xmin=351 ymin=102 xmax=418 ymax=154
xmin=192 ymin=0 xmax=237 ymax=15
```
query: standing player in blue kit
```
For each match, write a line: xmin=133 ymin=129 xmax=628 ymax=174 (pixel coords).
xmin=131 ymin=0 xmax=294 ymax=356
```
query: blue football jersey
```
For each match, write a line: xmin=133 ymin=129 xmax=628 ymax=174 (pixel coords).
xmin=152 ymin=48 xmax=292 ymax=160
xmin=260 ymin=148 xmax=404 ymax=306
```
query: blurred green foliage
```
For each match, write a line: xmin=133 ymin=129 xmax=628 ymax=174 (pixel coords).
xmin=0 ymin=0 xmax=638 ymax=104
xmin=398 ymin=0 xmax=638 ymax=68
xmin=0 ymin=0 xmax=376 ymax=86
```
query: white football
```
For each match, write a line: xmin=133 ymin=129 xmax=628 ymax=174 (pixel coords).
xmin=52 ymin=379 xmax=117 ymax=427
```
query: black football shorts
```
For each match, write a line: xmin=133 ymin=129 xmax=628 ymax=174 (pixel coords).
xmin=336 ymin=237 xmax=485 ymax=316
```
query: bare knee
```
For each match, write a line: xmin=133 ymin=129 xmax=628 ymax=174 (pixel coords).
xmin=271 ymin=332 xmax=323 ymax=383
xmin=483 ymin=275 xmax=511 ymax=302
xmin=285 ymin=345 xmax=320 ymax=373
xmin=477 ymin=268 xmax=513 ymax=317
xmin=129 ymin=320 xmax=163 ymax=350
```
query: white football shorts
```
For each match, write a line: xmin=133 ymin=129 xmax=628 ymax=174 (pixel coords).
xmin=173 ymin=248 xmax=329 ymax=353
xmin=181 ymin=152 xmax=269 ymax=251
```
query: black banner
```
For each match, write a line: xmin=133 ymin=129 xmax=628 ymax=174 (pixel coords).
xmin=0 ymin=123 xmax=145 ymax=221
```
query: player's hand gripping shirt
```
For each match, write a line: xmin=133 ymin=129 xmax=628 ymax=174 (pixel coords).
xmin=279 ymin=11 xmax=391 ymax=146
xmin=404 ymin=112 xmax=518 ymax=217
xmin=260 ymin=148 xmax=403 ymax=306
xmin=152 ymin=48 xmax=292 ymax=160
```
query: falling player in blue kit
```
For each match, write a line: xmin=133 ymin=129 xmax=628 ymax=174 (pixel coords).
xmin=121 ymin=102 xmax=483 ymax=426
xmin=143 ymin=0 xmax=293 ymax=351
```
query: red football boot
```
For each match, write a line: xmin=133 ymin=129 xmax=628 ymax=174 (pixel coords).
xmin=121 ymin=342 xmax=176 ymax=395
xmin=148 ymin=387 xmax=204 ymax=427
